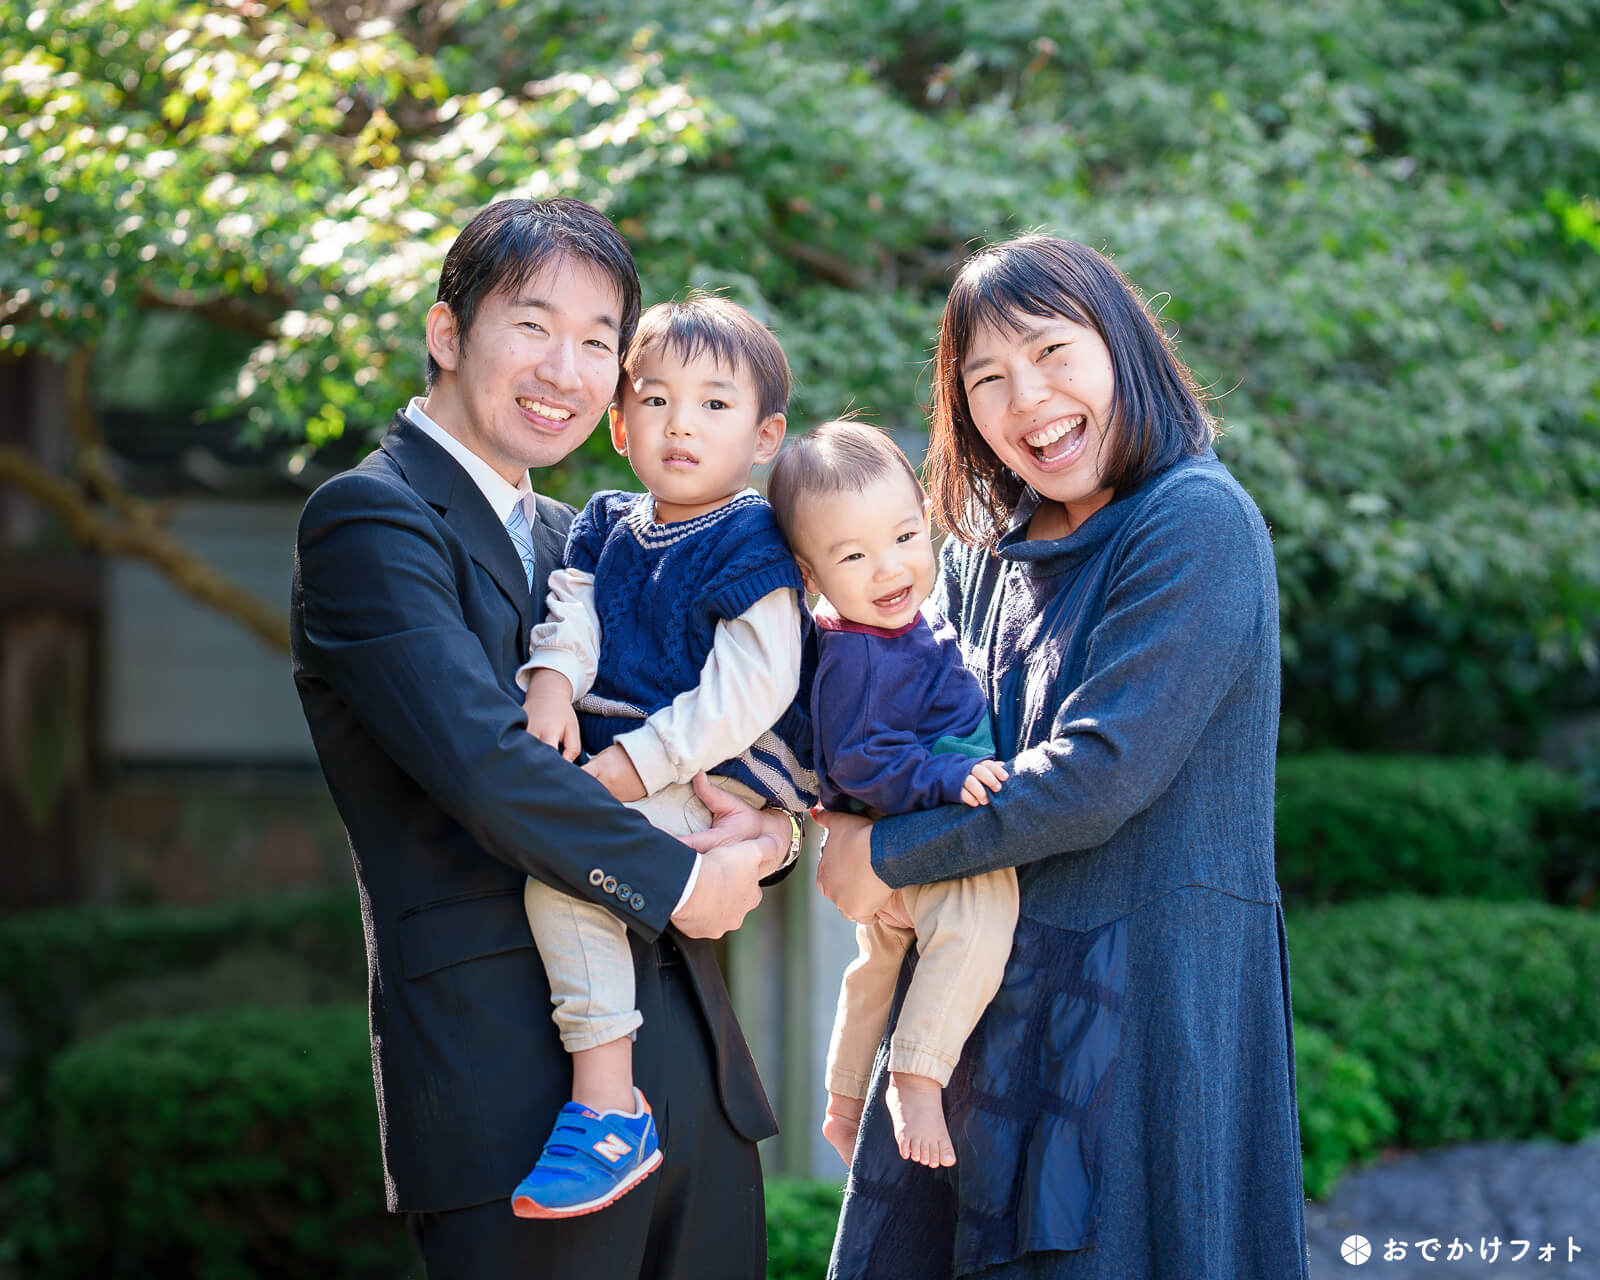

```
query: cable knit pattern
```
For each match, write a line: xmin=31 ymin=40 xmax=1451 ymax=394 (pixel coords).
xmin=566 ymin=488 xmax=817 ymax=809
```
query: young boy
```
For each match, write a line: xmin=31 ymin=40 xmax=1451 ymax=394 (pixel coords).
xmin=512 ymin=295 xmax=815 ymax=1218
xmin=767 ymin=420 xmax=1019 ymax=1171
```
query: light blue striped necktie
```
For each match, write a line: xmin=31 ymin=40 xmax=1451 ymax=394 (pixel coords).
xmin=504 ymin=498 xmax=538 ymax=591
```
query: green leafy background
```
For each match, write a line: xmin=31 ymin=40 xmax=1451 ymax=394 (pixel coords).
xmin=4 ymin=0 xmax=1598 ymax=752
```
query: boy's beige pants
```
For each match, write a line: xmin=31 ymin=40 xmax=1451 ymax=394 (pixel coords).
xmin=523 ymin=776 xmax=763 ymax=1053
xmin=825 ymin=865 xmax=1019 ymax=1096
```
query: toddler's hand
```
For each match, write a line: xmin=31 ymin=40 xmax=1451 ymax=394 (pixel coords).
xmin=522 ymin=669 xmax=580 ymax=761
xmin=960 ymin=758 xmax=1009 ymax=807
xmin=583 ymin=744 xmax=647 ymax=804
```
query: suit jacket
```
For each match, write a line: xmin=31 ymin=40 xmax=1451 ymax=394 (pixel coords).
xmin=290 ymin=412 xmax=778 ymax=1212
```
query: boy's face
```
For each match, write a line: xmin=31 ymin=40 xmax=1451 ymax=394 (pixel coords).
xmin=610 ymin=348 xmax=785 ymax=524
xmin=791 ymin=470 xmax=936 ymax=631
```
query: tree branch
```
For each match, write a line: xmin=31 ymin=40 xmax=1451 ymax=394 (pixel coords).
xmin=0 ymin=445 xmax=289 ymax=654
xmin=136 ymin=281 xmax=288 ymax=340
xmin=773 ymin=237 xmax=866 ymax=290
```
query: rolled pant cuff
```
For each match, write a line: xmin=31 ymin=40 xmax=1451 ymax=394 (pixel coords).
xmin=887 ymin=1042 xmax=958 ymax=1087
xmin=557 ymin=1010 xmax=643 ymax=1054
xmin=825 ymin=1067 xmax=875 ymax=1100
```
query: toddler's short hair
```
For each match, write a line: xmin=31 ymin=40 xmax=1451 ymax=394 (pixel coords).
xmin=624 ymin=292 xmax=791 ymax=423
xmin=767 ymin=420 xmax=924 ymax=550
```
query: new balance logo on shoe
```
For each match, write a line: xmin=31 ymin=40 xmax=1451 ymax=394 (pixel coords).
xmin=593 ymin=1132 xmax=633 ymax=1163
xmin=512 ymin=1090 xmax=662 ymax=1219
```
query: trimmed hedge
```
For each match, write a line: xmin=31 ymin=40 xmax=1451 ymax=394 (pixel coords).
xmin=19 ymin=999 xmax=1433 ymax=1276
xmin=1275 ymin=754 xmax=1590 ymax=907
xmin=766 ymin=1177 xmax=845 ymax=1280
xmin=0 ymin=890 xmax=364 ymax=1080
xmin=1293 ymin=1026 xmax=1395 ymax=1199
xmin=0 ymin=892 xmax=367 ymax=1277
xmin=33 ymin=1001 xmax=844 ymax=1279
xmin=40 ymin=1005 xmax=410 ymax=1280
xmin=1289 ymin=897 xmax=1600 ymax=1149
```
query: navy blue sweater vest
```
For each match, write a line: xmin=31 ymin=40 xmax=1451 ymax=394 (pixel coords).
xmin=567 ymin=489 xmax=817 ymax=810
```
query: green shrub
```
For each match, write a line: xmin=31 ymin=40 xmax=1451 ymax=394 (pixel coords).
xmin=1293 ymin=1025 xmax=1396 ymax=1199
xmin=0 ymin=890 xmax=364 ymax=1078
xmin=766 ymin=1177 xmax=844 ymax=1280
xmin=32 ymin=1002 xmax=845 ymax=1280
xmin=42 ymin=1004 xmax=411 ymax=1280
xmin=0 ymin=894 xmax=366 ymax=1276
xmin=1289 ymin=898 xmax=1600 ymax=1149
xmin=1275 ymin=754 xmax=1587 ymax=907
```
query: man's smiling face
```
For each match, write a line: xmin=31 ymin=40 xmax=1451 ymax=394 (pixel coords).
xmin=425 ymin=252 xmax=624 ymax=483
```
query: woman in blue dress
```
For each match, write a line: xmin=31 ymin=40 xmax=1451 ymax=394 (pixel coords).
xmin=815 ymin=235 xmax=1310 ymax=1279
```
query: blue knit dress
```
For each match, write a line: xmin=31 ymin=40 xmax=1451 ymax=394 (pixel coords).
xmin=826 ymin=450 xmax=1309 ymax=1280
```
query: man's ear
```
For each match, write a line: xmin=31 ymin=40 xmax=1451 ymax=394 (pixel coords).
xmin=609 ymin=404 xmax=628 ymax=456
xmin=752 ymin=412 xmax=787 ymax=466
xmin=424 ymin=302 xmax=461 ymax=374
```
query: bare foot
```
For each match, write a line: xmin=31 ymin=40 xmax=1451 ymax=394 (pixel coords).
xmin=822 ymin=1092 xmax=864 ymax=1168
xmin=886 ymin=1071 xmax=956 ymax=1167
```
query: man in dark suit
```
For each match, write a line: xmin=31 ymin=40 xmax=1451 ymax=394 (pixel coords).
xmin=290 ymin=198 xmax=796 ymax=1279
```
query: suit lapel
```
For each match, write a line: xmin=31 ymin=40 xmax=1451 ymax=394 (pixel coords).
xmin=380 ymin=412 xmax=534 ymax=639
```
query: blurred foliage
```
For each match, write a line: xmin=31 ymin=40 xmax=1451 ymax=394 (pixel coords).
xmin=20 ymin=1002 xmax=1410 ymax=1278
xmin=40 ymin=1006 xmax=410 ymax=1280
xmin=766 ymin=1176 xmax=846 ymax=1279
xmin=1293 ymin=1025 xmax=1396 ymax=1200
xmin=3 ymin=0 xmax=1598 ymax=749
xmin=1275 ymin=752 xmax=1594 ymax=907
xmin=1290 ymin=897 xmax=1600 ymax=1150
xmin=0 ymin=890 xmax=364 ymax=1275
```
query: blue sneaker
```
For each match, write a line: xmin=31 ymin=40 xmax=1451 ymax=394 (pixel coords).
xmin=510 ymin=1089 xmax=663 ymax=1219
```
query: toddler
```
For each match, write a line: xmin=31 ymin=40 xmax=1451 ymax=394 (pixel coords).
xmin=511 ymin=295 xmax=814 ymax=1218
xmin=768 ymin=420 xmax=1019 ymax=1171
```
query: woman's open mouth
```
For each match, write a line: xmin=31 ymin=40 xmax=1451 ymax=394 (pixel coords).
xmin=1024 ymin=415 xmax=1087 ymax=465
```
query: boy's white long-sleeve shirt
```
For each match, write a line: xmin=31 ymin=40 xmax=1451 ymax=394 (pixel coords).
xmin=516 ymin=569 xmax=803 ymax=797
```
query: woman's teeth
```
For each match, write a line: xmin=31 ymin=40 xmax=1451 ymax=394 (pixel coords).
xmin=1024 ymin=416 xmax=1085 ymax=459
xmin=517 ymin=398 xmax=571 ymax=420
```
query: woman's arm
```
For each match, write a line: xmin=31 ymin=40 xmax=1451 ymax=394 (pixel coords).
xmin=871 ymin=473 xmax=1275 ymax=888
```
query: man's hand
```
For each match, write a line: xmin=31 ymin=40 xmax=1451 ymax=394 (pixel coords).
xmin=812 ymin=809 xmax=894 ymax=924
xmin=670 ymin=834 xmax=778 ymax=938
xmin=522 ymin=669 xmax=581 ymax=761
xmin=960 ymin=758 xmax=1009 ymax=807
xmin=680 ymin=772 xmax=793 ymax=878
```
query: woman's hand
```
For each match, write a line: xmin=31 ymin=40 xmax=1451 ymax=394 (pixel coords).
xmin=813 ymin=809 xmax=894 ymax=923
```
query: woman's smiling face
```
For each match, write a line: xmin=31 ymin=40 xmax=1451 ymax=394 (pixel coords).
xmin=961 ymin=313 xmax=1118 ymax=534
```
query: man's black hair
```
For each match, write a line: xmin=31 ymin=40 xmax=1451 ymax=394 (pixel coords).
xmin=425 ymin=197 xmax=642 ymax=389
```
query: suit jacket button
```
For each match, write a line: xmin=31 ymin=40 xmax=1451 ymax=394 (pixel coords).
xmin=589 ymin=868 xmax=605 ymax=886
xmin=630 ymin=893 xmax=645 ymax=910
xmin=617 ymin=883 xmax=631 ymax=900
xmin=602 ymin=876 xmax=617 ymax=895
